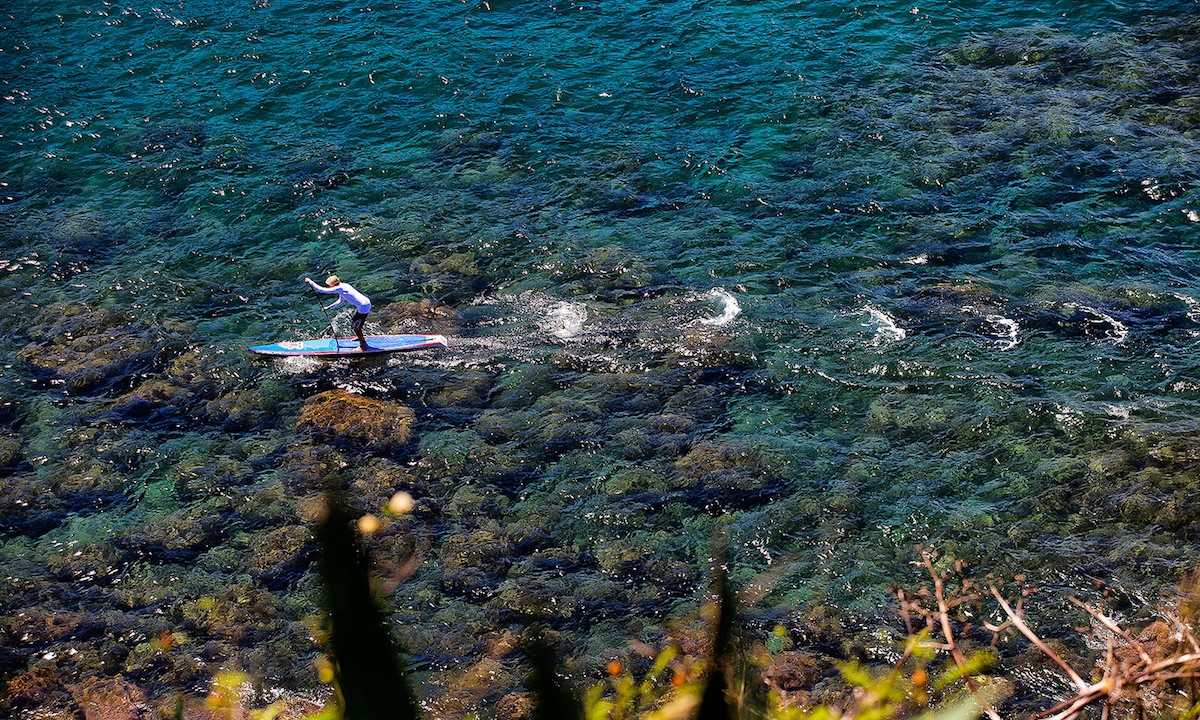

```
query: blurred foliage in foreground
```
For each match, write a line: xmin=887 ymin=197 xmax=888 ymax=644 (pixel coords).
xmin=193 ymin=490 xmax=1200 ymax=720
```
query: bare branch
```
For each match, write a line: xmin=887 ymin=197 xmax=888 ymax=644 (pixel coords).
xmin=1067 ymin=596 xmax=1153 ymax=667
xmin=990 ymin=585 xmax=1089 ymax=692
xmin=1029 ymin=683 xmax=1109 ymax=720
xmin=1137 ymin=652 xmax=1200 ymax=679
xmin=1162 ymin=608 xmax=1200 ymax=655
xmin=922 ymin=553 xmax=1002 ymax=720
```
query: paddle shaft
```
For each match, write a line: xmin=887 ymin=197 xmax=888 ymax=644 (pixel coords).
xmin=315 ymin=297 xmax=342 ymax=354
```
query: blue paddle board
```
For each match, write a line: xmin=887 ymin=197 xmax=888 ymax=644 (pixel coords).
xmin=248 ymin=334 xmax=448 ymax=357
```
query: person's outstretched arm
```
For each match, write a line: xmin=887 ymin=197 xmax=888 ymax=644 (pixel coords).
xmin=304 ymin=278 xmax=344 ymax=309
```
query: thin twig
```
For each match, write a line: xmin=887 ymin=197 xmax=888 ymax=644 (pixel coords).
xmin=1162 ymin=608 xmax=1200 ymax=655
xmin=1068 ymin=596 xmax=1154 ymax=667
xmin=991 ymin=586 xmax=1089 ymax=692
xmin=1137 ymin=652 xmax=1200 ymax=679
xmin=923 ymin=554 xmax=1002 ymax=720
xmin=1031 ymin=683 xmax=1109 ymax=720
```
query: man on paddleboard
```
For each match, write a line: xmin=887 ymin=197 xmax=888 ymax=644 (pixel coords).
xmin=305 ymin=275 xmax=372 ymax=351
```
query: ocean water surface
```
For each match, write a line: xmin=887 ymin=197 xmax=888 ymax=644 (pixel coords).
xmin=4 ymin=0 xmax=1200 ymax=714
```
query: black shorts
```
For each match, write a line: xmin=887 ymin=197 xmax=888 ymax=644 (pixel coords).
xmin=351 ymin=311 xmax=369 ymax=334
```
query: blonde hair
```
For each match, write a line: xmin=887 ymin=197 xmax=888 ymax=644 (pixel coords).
xmin=325 ymin=275 xmax=340 ymax=286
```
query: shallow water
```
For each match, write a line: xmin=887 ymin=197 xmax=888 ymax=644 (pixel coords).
xmin=4 ymin=0 xmax=1200 ymax=712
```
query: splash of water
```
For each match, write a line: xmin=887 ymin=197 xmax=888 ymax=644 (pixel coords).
xmin=861 ymin=305 xmax=907 ymax=345
xmin=696 ymin=287 xmax=741 ymax=327
xmin=542 ymin=301 xmax=588 ymax=339
xmin=984 ymin=314 xmax=1020 ymax=350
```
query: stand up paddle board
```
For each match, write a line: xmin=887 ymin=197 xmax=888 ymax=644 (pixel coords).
xmin=249 ymin=334 xmax=448 ymax=357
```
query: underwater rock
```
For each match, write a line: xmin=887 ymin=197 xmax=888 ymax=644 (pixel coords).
xmin=472 ymin=408 xmax=538 ymax=444
xmin=494 ymin=692 xmax=534 ymax=720
xmin=438 ymin=523 xmax=514 ymax=597
xmin=1 ymin=664 xmax=76 ymax=717
xmin=493 ymin=574 xmax=575 ymax=622
xmin=762 ymin=650 xmax=825 ymax=693
xmin=170 ymin=453 xmax=259 ymax=504
xmin=893 ymin=282 xmax=1011 ymax=335
xmin=0 ymin=432 xmax=22 ymax=469
xmin=48 ymin=457 xmax=129 ymax=511
xmin=246 ymin=525 xmax=315 ymax=590
xmin=69 ymin=676 xmax=148 ymax=720
xmin=201 ymin=383 xmax=290 ymax=432
xmin=0 ymin=607 xmax=105 ymax=650
xmin=19 ymin=306 xmax=183 ymax=395
xmin=114 ymin=497 xmax=233 ymax=564
xmin=296 ymin=389 xmax=416 ymax=452
xmin=178 ymin=582 xmax=292 ymax=646
xmin=0 ymin=472 xmax=67 ymax=536
xmin=45 ymin=542 xmax=123 ymax=584
xmin=417 ymin=429 xmax=538 ymax=494
xmin=372 ymin=299 xmax=463 ymax=335
xmin=105 ymin=380 xmax=190 ymax=427
xmin=427 ymin=370 xmax=494 ymax=409
xmin=673 ymin=439 xmax=792 ymax=512
xmin=277 ymin=441 xmax=349 ymax=494
xmin=347 ymin=457 xmax=420 ymax=509
xmin=486 ymin=364 xmax=562 ymax=410
xmin=526 ymin=394 xmax=604 ymax=457
xmin=558 ymin=245 xmax=655 ymax=297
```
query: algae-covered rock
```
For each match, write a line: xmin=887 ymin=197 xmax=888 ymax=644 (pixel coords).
xmin=0 ymin=472 xmax=66 ymax=536
xmin=114 ymin=497 xmax=232 ymax=564
xmin=45 ymin=542 xmax=123 ymax=584
xmin=417 ymin=429 xmax=538 ymax=492
xmin=0 ymin=608 xmax=104 ymax=650
xmin=473 ymin=408 xmax=538 ymax=444
xmin=487 ymin=364 xmax=562 ymax=409
xmin=296 ymin=389 xmax=416 ymax=452
xmin=69 ymin=676 xmax=148 ymax=720
xmin=372 ymin=299 xmax=463 ymax=335
xmin=347 ymin=458 xmax=419 ymax=510
xmin=108 ymin=380 xmax=187 ymax=422
xmin=439 ymin=524 xmax=514 ymax=595
xmin=494 ymin=692 xmax=534 ymax=720
xmin=48 ymin=457 xmax=128 ymax=510
xmin=19 ymin=306 xmax=184 ymax=395
xmin=169 ymin=452 xmax=258 ymax=503
xmin=277 ymin=441 xmax=348 ymax=493
xmin=0 ymin=664 xmax=76 ymax=717
xmin=674 ymin=438 xmax=792 ymax=511
xmin=178 ymin=582 xmax=289 ymax=644
xmin=202 ymin=382 xmax=291 ymax=432
xmin=246 ymin=524 xmax=315 ymax=589
xmin=445 ymin=483 xmax=510 ymax=518
xmin=560 ymin=245 xmax=655 ymax=297
xmin=762 ymin=650 xmax=824 ymax=692
xmin=232 ymin=480 xmax=304 ymax=530
xmin=426 ymin=370 xmax=494 ymax=408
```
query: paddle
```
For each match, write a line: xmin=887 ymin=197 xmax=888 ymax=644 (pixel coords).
xmin=315 ymin=296 xmax=342 ymax=355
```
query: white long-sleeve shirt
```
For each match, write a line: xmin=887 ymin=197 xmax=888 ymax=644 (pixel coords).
xmin=307 ymin=279 xmax=371 ymax=312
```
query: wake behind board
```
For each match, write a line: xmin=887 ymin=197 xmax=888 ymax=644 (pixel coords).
xmin=249 ymin=334 xmax=448 ymax=357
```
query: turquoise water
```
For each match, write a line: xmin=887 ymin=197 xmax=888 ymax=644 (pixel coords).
xmin=5 ymin=0 xmax=1200 ymax=712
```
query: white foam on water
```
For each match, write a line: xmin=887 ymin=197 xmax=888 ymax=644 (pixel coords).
xmin=984 ymin=314 xmax=1021 ymax=350
xmin=860 ymin=305 xmax=907 ymax=345
xmin=902 ymin=253 xmax=929 ymax=265
xmin=696 ymin=287 xmax=742 ymax=326
xmin=541 ymin=301 xmax=588 ymax=339
xmin=278 ymin=355 xmax=323 ymax=374
xmin=1172 ymin=292 xmax=1200 ymax=324
xmin=1054 ymin=403 xmax=1085 ymax=430
xmin=1077 ymin=304 xmax=1129 ymax=345
xmin=1103 ymin=403 xmax=1132 ymax=421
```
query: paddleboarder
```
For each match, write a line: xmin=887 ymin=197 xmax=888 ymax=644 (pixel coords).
xmin=305 ymin=275 xmax=372 ymax=351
